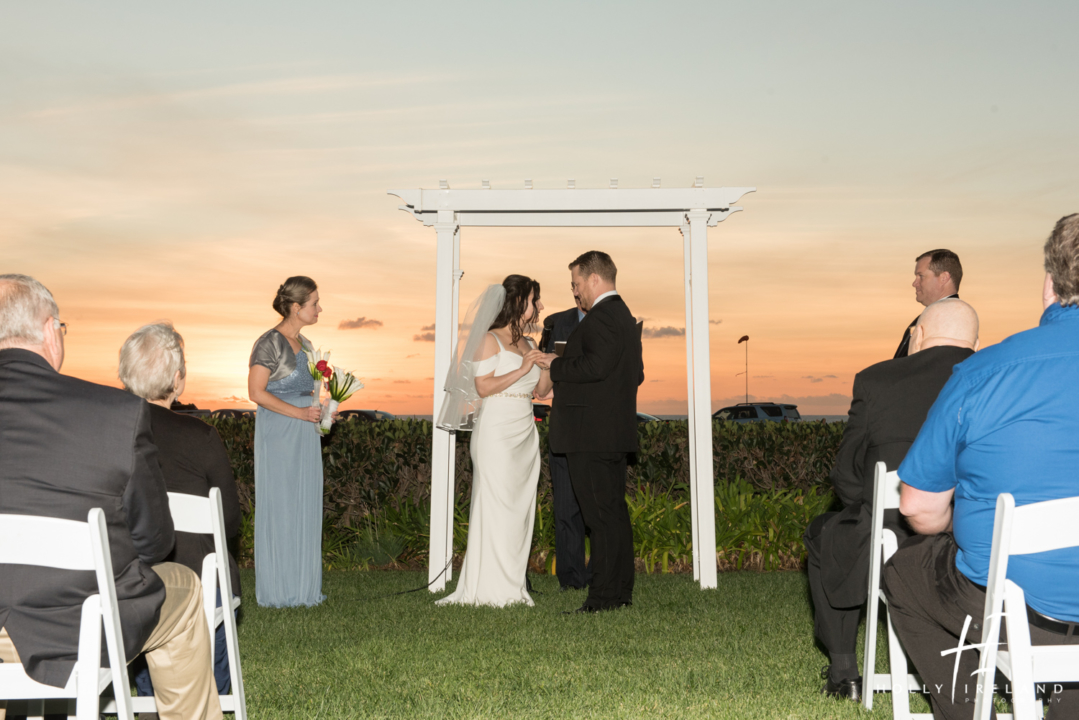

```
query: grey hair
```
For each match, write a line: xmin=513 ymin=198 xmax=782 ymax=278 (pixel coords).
xmin=119 ymin=322 xmax=187 ymax=402
xmin=1044 ymin=214 xmax=1079 ymax=307
xmin=0 ymin=274 xmax=60 ymax=349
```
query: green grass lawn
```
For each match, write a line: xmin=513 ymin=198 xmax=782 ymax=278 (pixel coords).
xmin=235 ymin=569 xmax=934 ymax=719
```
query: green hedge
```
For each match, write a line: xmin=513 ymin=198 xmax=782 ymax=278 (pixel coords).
xmin=210 ymin=418 xmax=845 ymax=572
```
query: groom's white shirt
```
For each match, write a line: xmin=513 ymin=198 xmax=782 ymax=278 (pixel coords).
xmin=592 ymin=290 xmax=619 ymax=308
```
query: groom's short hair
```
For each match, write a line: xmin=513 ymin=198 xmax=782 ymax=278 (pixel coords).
xmin=570 ymin=251 xmax=617 ymax=285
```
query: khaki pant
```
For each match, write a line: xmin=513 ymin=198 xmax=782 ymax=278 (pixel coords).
xmin=0 ymin=562 xmax=222 ymax=720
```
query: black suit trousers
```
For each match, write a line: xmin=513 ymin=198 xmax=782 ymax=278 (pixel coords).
xmin=883 ymin=533 xmax=1079 ymax=720
xmin=549 ymin=452 xmax=591 ymax=589
xmin=567 ymin=452 xmax=634 ymax=608
xmin=804 ymin=509 xmax=912 ymax=662
xmin=804 ymin=512 xmax=862 ymax=659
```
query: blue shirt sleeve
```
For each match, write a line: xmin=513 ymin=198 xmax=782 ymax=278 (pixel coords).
xmin=897 ymin=367 xmax=967 ymax=493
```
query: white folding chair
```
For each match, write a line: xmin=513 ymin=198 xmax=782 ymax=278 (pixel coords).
xmin=0 ymin=509 xmax=134 ymax=720
xmin=115 ymin=488 xmax=247 ymax=718
xmin=974 ymin=493 xmax=1079 ymax=720
xmin=862 ymin=461 xmax=930 ymax=719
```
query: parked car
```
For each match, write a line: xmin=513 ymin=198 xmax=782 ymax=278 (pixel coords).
xmin=712 ymin=403 xmax=801 ymax=423
xmin=209 ymin=409 xmax=255 ymax=419
xmin=636 ymin=412 xmax=662 ymax=423
xmin=337 ymin=409 xmax=396 ymax=422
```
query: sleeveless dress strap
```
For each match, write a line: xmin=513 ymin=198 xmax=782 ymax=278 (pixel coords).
xmin=488 ymin=332 xmax=505 ymax=352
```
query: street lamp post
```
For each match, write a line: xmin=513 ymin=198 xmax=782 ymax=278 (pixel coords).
xmin=737 ymin=335 xmax=749 ymax=404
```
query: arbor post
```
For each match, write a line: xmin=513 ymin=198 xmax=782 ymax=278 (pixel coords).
xmin=428 ymin=210 xmax=460 ymax=589
xmin=684 ymin=210 xmax=718 ymax=589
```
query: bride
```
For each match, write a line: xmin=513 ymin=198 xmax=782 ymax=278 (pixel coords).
xmin=435 ymin=274 xmax=552 ymax=607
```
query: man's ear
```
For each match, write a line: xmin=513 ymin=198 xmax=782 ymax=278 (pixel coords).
xmin=1044 ymin=273 xmax=1059 ymax=310
xmin=909 ymin=324 xmax=924 ymax=355
xmin=40 ymin=315 xmax=63 ymax=371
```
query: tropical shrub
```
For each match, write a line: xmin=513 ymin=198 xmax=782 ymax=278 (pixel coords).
xmin=208 ymin=417 xmax=844 ymax=572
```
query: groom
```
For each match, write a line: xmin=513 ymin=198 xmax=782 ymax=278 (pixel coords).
xmin=542 ymin=251 xmax=644 ymax=613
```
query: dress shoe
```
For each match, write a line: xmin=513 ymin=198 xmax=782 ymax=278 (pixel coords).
xmin=559 ymin=584 xmax=586 ymax=592
xmin=819 ymin=666 xmax=862 ymax=702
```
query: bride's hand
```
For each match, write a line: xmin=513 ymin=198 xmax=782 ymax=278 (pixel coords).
xmin=521 ymin=349 xmax=545 ymax=372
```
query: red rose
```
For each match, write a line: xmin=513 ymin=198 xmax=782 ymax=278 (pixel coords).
xmin=322 ymin=368 xmax=333 ymax=379
xmin=316 ymin=360 xmax=329 ymax=372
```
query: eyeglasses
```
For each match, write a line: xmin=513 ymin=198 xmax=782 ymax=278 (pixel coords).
xmin=53 ymin=319 xmax=68 ymax=337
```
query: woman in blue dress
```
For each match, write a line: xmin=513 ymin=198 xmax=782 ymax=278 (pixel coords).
xmin=247 ymin=276 xmax=326 ymax=607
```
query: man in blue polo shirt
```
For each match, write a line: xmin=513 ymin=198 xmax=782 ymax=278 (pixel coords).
xmin=883 ymin=213 xmax=1079 ymax=720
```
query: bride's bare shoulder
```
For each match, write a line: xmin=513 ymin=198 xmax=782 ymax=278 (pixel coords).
xmin=473 ymin=332 xmax=502 ymax=362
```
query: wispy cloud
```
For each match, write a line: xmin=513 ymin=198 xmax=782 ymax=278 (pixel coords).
xmin=339 ymin=316 xmax=383 ymax=330
xmin=25 ymin=73 xmax=456 ymax=119
xmin=710 ymin=319 xmax=723 ymax=325
xmin=802 ymin=374 xmax=839 ymax=384
xmin=420 ymin=324 xmax=436 ymax=331
xmin=642 ymin=326 xmax=685 ymax=339
xmin=392 ymin=379 xmax=410 ymax=384
xmin=414 ymin=332 xmax=436 ymax=342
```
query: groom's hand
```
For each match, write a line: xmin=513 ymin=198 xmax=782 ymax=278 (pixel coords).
xmin=537 ymin=353 xmax=559 ymax=370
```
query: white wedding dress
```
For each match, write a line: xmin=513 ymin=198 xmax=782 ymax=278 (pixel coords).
xmin=436 ymin=334 xmax=541 ymax=607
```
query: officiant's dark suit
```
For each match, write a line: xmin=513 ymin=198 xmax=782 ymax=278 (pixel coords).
xmin=0 ymin=348 xmax=174 ymax=687
xmin=540 ymin=307 xmax=591 ymax=590
xmin=803 ymin=344 xmax=973 ymax=683
xmin=549 ymin=294 xmax=644 ymax=610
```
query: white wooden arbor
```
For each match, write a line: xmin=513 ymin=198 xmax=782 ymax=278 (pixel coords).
xmin=388 ymin=180 xmax=755 ymax=591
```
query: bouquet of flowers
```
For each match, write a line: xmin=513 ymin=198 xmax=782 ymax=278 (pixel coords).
xmin=308 ymin=349 xmax=332 ymax=385
xmin=319 ymin=366 xmax=365 ymax=435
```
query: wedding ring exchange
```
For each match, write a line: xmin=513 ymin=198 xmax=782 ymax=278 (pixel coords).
xmin=389 ymin=180 xmax=755 ymax=591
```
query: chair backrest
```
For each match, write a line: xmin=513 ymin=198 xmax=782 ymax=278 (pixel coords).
xmin=876 ymin=463 xmax=902 ymax=511
xmin=0 ymin=509 xmax=133 ymax=718
xmin=0 ymin=514 xmax=97 ymax=570
xmin=167 ymin=491 xmax=215 ymax=534
xmin=1004 ymin=493 xmax=1079 ymax=557
xmin=984 ymin=492 xmax=1079 ymax=614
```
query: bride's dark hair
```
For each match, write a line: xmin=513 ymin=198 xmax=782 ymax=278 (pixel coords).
xmin=490 ymin=274 xmax=540 ymax=346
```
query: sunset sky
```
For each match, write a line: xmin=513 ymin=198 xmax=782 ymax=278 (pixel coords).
xmin=3 ymin=2 xmax=1077 ymax=415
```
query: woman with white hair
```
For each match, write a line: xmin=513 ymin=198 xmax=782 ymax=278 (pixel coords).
xmin=119 ymin=321 xmax=242 ymax=698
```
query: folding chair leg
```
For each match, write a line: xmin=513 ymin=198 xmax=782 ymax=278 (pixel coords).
xmin=864 ymin=597 xmax=882 ymax=710
xmin=222 ymin=597 xmax=247 ymax=720
xmin=886 ymin=609 xmax=912 ymax=720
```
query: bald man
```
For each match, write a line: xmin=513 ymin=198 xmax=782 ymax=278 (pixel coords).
xmin=805 ymin=298 xmax=979 ymax=701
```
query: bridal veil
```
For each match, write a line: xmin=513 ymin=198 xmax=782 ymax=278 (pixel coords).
xmin=436 ymin=284 xmax=506 ymax=432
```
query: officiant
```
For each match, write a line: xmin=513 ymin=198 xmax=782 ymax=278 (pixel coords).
xmin=538 ymin=295 xmax=591 ymax=592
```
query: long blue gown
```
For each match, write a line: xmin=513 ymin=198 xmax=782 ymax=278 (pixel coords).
xmin=254 ymin=347 xmax=326 ymax=607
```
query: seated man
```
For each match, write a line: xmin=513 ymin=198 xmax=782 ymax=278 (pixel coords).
xmin=805 ymin=298 xmax=979 ymax=700
xmin=884 ymin=214 xmax=1079 ymax=720
xmin=0 ymin=274 xmax=222 ymax=720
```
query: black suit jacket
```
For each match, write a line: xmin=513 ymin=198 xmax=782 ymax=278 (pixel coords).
xmin=541 ymin=307 xmax=580 ymax=353
xmin=820 ymin=344 xmax=974 ymax=606
xmin=0 ymin=349 xmax=174 ymax=687
xmin=893 ymin=293 xmax=960 ymax=358
xmin=148 ymin=404 xmax=243 ymax=597
xmin=548 ymin=295 xmax=643 ymax=454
